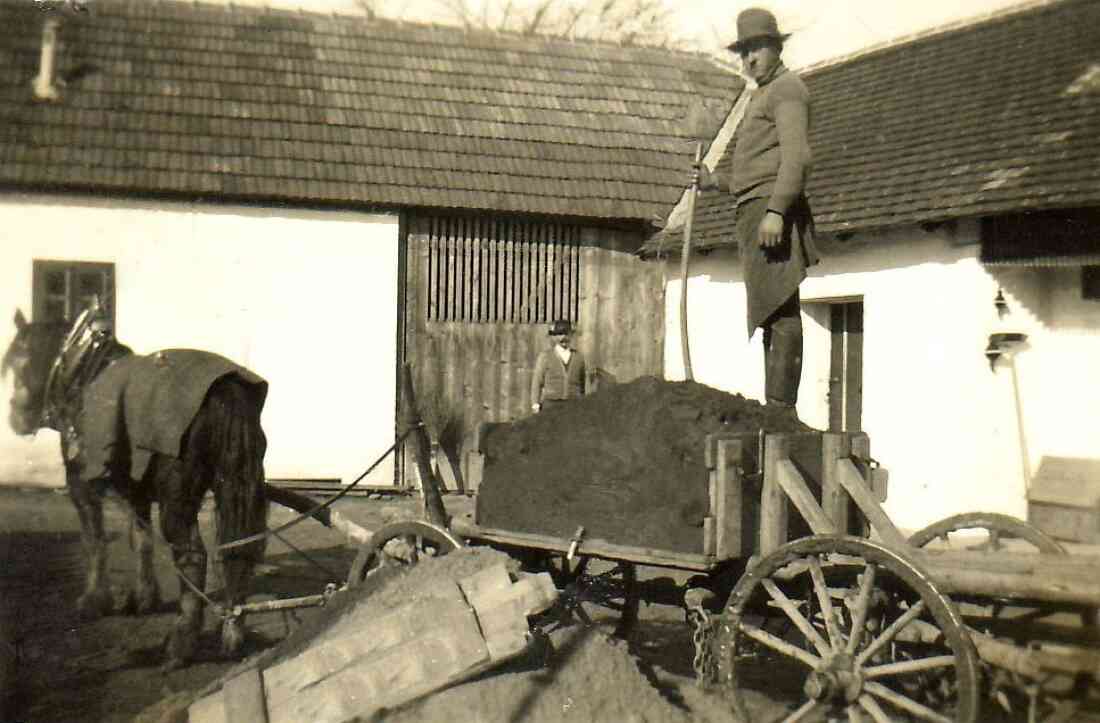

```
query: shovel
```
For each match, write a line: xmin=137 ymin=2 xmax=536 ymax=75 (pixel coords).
xmin=679 ymin=97 xmax=720 ymax=381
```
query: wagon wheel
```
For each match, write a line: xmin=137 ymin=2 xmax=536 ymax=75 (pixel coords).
xmin=347 ymin=521 xmax=464 ymax=588
xmin=908 ymin=513 xmax=1066 ymax=555
xmin=912 ymin=514 xmax=1100 ymax=716
xmin=909 ymin=513 xmax=1098 ymax=626
xmin=539 ymin=553 xmax=639 ymax=639
xmin=719 ymin=535 xmax=980 ymax=723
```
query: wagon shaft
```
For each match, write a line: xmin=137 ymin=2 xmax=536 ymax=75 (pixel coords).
xmin=972 ymin=633 xmax=1100 ymax=682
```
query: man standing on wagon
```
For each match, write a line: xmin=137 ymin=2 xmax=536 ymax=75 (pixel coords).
xmin=696 ymin=7 xmax=819 ymax=420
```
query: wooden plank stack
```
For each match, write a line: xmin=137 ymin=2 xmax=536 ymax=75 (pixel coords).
xmin=189 ymin=565 xmax=556 ymax=723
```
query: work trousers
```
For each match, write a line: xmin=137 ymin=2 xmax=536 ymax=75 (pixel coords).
xmin=762 ymin=290 xmax=803 ymax=407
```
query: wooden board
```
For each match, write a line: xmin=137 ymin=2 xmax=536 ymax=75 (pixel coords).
xmin=915 ymin=549 xmax=1100 ymax=607
xmin=189 ymin=565 xmax=557 ymax=723
xmin=450 ymin=514 xmax=717 ymax=572
xmin=1028 ymin=502 xmax=1100 ymax=544
xmin=760 ymin=433 xmax=826 ymax=555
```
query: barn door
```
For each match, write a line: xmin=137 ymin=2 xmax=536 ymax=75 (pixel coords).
xmin=402 ymin=214 xmax=664 ymax=489
xmin=828 ymin=301 xmax=863 ymax=432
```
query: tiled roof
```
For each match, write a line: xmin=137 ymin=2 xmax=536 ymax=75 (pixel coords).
xmin=0 ymin=0 xmax=741 ymax=222
xmin=644 ymin=0 xmax=1100 ymax=255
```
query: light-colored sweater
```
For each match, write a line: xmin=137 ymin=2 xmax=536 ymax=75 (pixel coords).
xmin=531 ymin=346 xmax=586 ymax=404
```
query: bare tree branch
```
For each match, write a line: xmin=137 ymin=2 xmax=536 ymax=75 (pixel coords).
xmin=353 ymin=0 xmax=688 ymax=49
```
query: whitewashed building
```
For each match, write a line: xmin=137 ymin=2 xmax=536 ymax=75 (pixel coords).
xmin=647 ymin=0 xmax=1100 ymax=536
xmin=0 ymin=0 xmax=735 ymax=488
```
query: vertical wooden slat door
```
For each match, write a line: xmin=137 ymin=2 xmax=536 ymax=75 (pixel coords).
xmin=402 ymin=213 xmax=664 ymax=489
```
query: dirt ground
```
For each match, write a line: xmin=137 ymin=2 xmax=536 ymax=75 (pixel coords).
xmin=3 ymin=486 xmax=1100 ymax=722
xmin=0 ymin=486 xmax=750 ymax=723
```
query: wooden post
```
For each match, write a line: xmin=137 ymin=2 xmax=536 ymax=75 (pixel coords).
xmin=822 ymin=433 xmax=851 ymax=535
xmin=712 ymin=437 xmax=744 ymax=559
xmin=835 ymin=458 xmax=906 ymax=548
xmin=774 ymin=459 xmax=836 ymax=535
xmin=851 ymin=433 xmax=873 ymax=537
xmin=401 ymin=363 xmax=448 ymax=527
xmin=760 ymin=433 xmax=790 ymax=556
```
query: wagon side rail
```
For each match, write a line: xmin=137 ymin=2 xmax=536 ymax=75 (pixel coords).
xmin=754 ymin=431 xmax=894 ymax=556
xmin=755 ymin=432 xmax=1100 ymax=610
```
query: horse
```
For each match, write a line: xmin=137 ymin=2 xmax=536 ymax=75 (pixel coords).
xmin=2 ymin=307 xmax=268 ymax=669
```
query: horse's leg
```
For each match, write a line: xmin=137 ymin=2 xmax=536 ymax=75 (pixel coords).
xmin=67 ymin=468 xmax=114 ymax=618
xmin=189 ymin=379 xmax=267 ymax=659
xmin=163 ymin=525 xmax=206 ymax=669
xmin=219 ymin=533 xmax=255 ymax=657
xmin=158 ymin=459 xmax=207 ymax=669
xmin=125 ymin=493 xmax=161 ymax=615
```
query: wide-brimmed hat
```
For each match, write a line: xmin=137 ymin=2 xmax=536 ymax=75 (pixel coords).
xmin=548 ymin=320 xmax=573 ymax=336
xmin=727 ymin=8 xmax=790 ymax=52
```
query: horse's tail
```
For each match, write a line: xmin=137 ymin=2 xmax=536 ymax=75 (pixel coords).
xmin=186 ymin=376 xmax=268 ymax=570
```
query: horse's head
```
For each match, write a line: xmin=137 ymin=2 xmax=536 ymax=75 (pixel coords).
xmin=2 ymin=310 xmax=66 ymax=435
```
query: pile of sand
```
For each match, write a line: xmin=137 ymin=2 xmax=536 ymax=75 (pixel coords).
xmin=160 ymin=546 xmax=692 ymax=723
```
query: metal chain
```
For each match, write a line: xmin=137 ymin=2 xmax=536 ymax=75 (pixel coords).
xmin=687 ymin=603 xmax=718 ymax=689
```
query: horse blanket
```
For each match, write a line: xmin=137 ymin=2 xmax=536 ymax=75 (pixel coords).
xmin=76 ymin=349 xmax=267 ymax=483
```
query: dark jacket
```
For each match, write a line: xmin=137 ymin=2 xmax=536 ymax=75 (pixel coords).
xmin=730 ymin=63 xmax=812 ymax=214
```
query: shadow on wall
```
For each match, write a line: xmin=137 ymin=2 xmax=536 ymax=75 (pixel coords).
xmin=988 ymin=266 xmax=1047 ymax=328
xmin=0 ymin=371 xmax=64 ymax=487
xmin=989 ymin=265 xmax=1100 ymax=332
xmin=0 ymin=433 xmax=64 ymax=487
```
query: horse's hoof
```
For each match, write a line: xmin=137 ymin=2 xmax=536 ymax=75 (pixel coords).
xmin=159 ymin=656 xmax=186 ymax=674
xmin=123 ymin=585 xmax=161 ymax=616
xmin=220 ymin=617 xmax=246 ymax=658
xmin=163 ymin=627 xmax=198 ymax=668
xmin=77 ymin=589 xmax=114 ymax=620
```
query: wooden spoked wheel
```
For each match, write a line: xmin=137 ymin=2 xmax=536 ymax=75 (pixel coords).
xmin=908 ymin=513 xmax=1066 ymax=555
xmin=910 ymin=513 xmax=1099 ymax=717
xmin=720 ymin=535 xmax=980 ymax=723
xmin=347 ymin=521 xmax=464 ymax=588
xmin=541 ymin=554 xmax=639 ymax=639
xmin=909 ymin=512 xmax=1096 ymax=622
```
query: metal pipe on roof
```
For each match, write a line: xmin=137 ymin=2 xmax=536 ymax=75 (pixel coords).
xmin=32 ymin=15 xmax=62 ymax=102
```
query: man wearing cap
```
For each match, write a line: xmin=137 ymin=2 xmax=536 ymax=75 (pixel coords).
xmin=530 ymin=320 xmax=587 ymax=413
xmin=695 ymin=7 xmax=818 ymax=418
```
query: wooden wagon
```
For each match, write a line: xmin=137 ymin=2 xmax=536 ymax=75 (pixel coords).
xmin=347 ymin=418 xmax=1100 ymax=723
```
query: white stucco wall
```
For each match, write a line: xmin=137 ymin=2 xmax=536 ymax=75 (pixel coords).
xmin=0 ymin=193 xmax=400 ymax=488
xmin=662 ymin=221 xmax=1099 ymax=532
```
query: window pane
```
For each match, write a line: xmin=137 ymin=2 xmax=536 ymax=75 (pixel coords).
xmin=34 ymin=261 xmax=115 ymax=326
xmin=45 ymin=270 xmax=66 ymax=296
xmin=77 ymin=272 xmax=102 ymax=297
xmin=75 ymin=294 xmax=99 ymax=315
xmin=1084 ymin=266 xmax=1100 ymax=301
xmin=43 ymin=299 xmax=66 ymax=322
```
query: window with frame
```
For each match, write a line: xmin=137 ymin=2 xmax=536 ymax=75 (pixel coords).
xmin=424 ymin=216 xmax=581 ymax=324
xmin=32 ymin=260 xmax=116 ymax=326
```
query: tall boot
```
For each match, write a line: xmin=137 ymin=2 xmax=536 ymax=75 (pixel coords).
xmin=764 ymin=300 xmax=803 ymax=419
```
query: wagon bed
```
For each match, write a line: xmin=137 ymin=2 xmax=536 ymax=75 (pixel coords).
xmin=454 ymin=427 xmax=1100 ymax=721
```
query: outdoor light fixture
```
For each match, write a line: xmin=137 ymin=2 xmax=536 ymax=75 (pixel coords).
xmin=993 ymin=289 xmax=1009 ymax=319
xmin=985 ymin=289 xmax=1027 ymax=370
xmin=985 ymin=331 xmax=1028 ymax=370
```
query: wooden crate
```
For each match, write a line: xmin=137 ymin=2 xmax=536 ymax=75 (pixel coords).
xmin=1027 ymin=458 xmax=1100 ymax=544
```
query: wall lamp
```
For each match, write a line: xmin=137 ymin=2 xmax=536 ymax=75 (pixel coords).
xmin=985 ymin=289 xmax=1027 ymax=370
xmin=985 ymin=331 xmax=1028 ymax=370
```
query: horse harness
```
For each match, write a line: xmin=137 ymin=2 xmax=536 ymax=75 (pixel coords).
xmin=42 ymin=307 xmax=129 ymax=463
